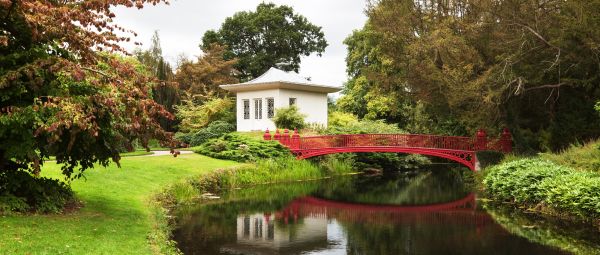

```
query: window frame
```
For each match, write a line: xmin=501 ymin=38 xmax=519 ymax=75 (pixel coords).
xmin=254 ymin=98 xmax=263 ymax=119
xmin=266 ymin=98 xmax=275 ymax=119
xmin=242 ymin=99 xmax=250 ymax=119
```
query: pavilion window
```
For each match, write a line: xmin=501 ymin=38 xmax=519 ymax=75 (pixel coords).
xmin=267 ymin=98 xmax=274 ymax=118
xmin=243 ymin=99 xmax=250 ymax=119
xmin=289 ymin=97 xmax=297 ymax=106
xmin=254 ymin=98 xmax=262 ymax=119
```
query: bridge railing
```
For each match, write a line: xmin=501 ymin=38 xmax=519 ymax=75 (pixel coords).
xmin=264 ymin=128 xmax=512 ymax=153
xmin=295 ymin=134 xmax=476 ymax=151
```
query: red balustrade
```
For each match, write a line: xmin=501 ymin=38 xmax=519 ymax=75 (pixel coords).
xmin=264 ymin=129 xmax=512 ymax=171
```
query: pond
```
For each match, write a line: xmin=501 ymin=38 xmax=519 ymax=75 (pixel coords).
xmin=172 ymin=168 xmax=600 ymax=255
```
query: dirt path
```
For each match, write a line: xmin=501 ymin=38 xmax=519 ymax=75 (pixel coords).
xmin=149 ymin=150 xmax=194 ymax=157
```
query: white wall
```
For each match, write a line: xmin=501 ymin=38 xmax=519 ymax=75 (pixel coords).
xmin=236 ymin=89 xmax=278 ymax=132
xmin=235 ymin=89 xmax=329 ymax=132
xmin=278 ymin=89 xmax=328 ymax=127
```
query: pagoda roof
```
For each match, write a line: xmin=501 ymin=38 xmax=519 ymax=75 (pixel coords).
xmin=219 ymin=67 xmax=341 ymax=93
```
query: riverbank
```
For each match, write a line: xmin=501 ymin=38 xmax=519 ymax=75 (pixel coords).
xmin=0 ymin=154 xmax=239 ymax=254
xmin=152 ymin=155 xmax=357 ymax=253
xmin=482 ymin=140 xmax=600 ymax=225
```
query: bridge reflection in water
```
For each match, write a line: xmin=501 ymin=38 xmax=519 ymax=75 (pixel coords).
xmin=223 ymin=194 xmax=500 ymax=255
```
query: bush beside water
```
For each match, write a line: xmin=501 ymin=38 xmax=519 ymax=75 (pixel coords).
xmin=483 ymin=158 xmax=600 ymax=219
xmin=157 ymin=156 xmax=355 ymax=206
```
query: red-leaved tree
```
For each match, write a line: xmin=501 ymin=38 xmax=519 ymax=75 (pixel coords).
xmin=0 ymin=0 xmax=174 ymax=179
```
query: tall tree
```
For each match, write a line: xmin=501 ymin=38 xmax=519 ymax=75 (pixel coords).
xmin=173 ymin=44 xmax=239 ymax=130
xmin=201 ymin=3 xmax=328 ymax=80
xmin=175 ymin=44 xmax=238 ymax=101
xmin=339 ymin=0 xmax=600 ymax=151
xmin=134 ymin=31 xmax=181 ymax=131
xmin=0 ymin=0 xmax=172 ymax=179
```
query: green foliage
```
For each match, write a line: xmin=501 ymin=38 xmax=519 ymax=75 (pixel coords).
xmin=339 ymin=0 xmax=600 ymax=151
xmin=328 ymin=111 xmax=359 ymax=127
xmin=538 ymin=171 xmax=600 ymax=217
xmin=0 ymin=170 xmax=74 ymax=213
xmin=162 ymin=156 xmax=354 ymax=206
xmin=540 ymin=140 xmax=600 ymax=172
xmin=323 ymin=119 xmax=404 ymax=135
xmin=0 ymin=1 xmax=173 ymax=180
xmin=201 ymin=3 xmax=327 ymax=80
xmin=175 ymin=121 xmax=235 ymax=146
xmin=272 ymin=105 xmax=306 ymax=130
xmin=175 ymin=97 xmax=235 ymax=132
xmin=484 ymin=158 xmax=600 ymax=218
xmin=193 ymin=134 xmax=290 ymax=162
xmin=483 ymin=159 xmax=571 ymax=204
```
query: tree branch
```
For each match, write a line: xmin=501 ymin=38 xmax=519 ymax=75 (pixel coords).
xmin=523 ymin=82 xmax=568 ymax=92
xmin=81 ymin=67 xmax=110 ymax=77
xmin=515 ymin=22 xmax=562 ymax=52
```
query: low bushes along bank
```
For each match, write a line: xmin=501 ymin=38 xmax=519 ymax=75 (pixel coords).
xmin=483 ymin=158 xmax=600 ymax=220
xmin=192 ymin=133 xmax=289 ymax=162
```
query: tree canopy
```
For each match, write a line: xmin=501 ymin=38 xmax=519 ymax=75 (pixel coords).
xmin=201 ymin=3 xmax=328 ymax=80
xmin=338 ymin=0 xmax=600 ymax=151
xmin=0 ymin=0 xmax=172 ymax=178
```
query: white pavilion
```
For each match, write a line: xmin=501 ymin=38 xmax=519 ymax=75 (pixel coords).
xmin=219 ymin=67 xmax=341 ymax=132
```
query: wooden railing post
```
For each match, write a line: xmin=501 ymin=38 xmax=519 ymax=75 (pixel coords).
xmin=282 ymin=129 xmax=290 ymax=146
xmin=291 ymin=129 xmax=300 ymax=149
xmin=476 ymin=129 xmax=487 ymax=151
xmin=263 ymin=129 xmax=271 ymax=141
xmin=501 ymin=128 xmax=512 ymax=153
xmin=274 ymin=129 xmax=281 ymax=142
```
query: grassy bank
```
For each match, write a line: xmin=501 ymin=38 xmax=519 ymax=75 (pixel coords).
xmin=156 ymin=156 xmax=355 ymax=207
xmin=0 ymin=154 xmax=239 ymax=254
xmin=482 ymin=140 xmax=600 ymax=223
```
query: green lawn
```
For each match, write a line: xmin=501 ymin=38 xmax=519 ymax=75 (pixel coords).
xmin=0 ymin=154 xmax=238 ymax=254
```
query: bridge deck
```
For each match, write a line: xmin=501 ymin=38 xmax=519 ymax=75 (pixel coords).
xmin=263 ymin=129 xmax=512 ymax=171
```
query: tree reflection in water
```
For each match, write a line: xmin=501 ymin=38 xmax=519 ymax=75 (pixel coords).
xmin=172 ymin=168 xmax=576 ymax=255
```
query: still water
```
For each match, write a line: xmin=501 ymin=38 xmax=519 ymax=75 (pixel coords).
xmin=172 ymin=170 xmax=600 ymax=255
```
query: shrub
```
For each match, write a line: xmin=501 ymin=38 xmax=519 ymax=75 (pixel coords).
xmin=485 ymin=158 xmax=600 ymax=218
xmin=273 ymin=105 xmax=306 ymax=130
xmin=540 ymin=140 xmax=600 ymax=173
xmin=538 ymin=171 xmax=600 ymax=217
xmin=322 ymin=119 xmax=404 ymax=135
xmin=193 ymin=133 xmax=290 ymax=162
xmin=176 ymin=121 xmax=235 ymax=146
xmin=328 ymin=111 xmax=359 ymax=127
xmin=483 ymin=158 xmax=571 ymax=203
xmin=175 ymin=97 xmax=235 ymax=132
xmin=0 ymin=170 xmax=74 ymax=214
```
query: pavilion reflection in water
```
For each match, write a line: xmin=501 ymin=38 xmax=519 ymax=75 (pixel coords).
xmin=221 ymin=212 xmax=330 ymax=254
xmin=219 ymin=194 xmax=486 ymax=255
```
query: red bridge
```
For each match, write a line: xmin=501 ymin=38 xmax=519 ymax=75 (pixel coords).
xmin=272 ymin=193 xmax=494 ymax=227
xmin=263 ymin=129 xmax=512 ymax=171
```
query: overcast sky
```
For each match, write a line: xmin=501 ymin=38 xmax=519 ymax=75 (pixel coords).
xmin=113 ymin=0 xmax=368 ymax=88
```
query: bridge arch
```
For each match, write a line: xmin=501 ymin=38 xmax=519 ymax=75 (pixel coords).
xmin=295 ymin=147 xmax=476 ymax=171
xmin=263 ymin=129 xmax=513 ymax=172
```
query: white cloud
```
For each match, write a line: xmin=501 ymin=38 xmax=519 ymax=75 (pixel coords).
xmin=113 ymin=0 xmax=368 ymax=87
